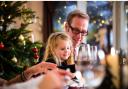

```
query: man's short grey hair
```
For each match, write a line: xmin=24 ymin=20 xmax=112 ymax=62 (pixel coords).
xmin=66 ymin=10 xmax=90 ymax=25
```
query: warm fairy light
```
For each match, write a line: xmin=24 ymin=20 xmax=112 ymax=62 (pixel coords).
xmin=93 ymin=21 xmax=96 ymax=24
xmin=57 ymin=20 xmax=60 ymax=24
xmin=64 ymin=6 xmax=66 ymax=9
xmin=5 ymin=4 xmax=7 ymax=7
xmin=1 ymin=19 xmax=4 ymax=22
xmin=19 ymin=35 xmax=24 ymax=41
xmin=8 ymin=15 xmax=11 ymax=19
xmin=59 ymin=17 xmax=61 ymax=20
xmin=100 ymin=13 xmax=103 ymax=16
xmin=99 ymin=23 xmax=102 ymax=26
xmin=105 ymin=20 xmax=109 ymax=25
xmin=101 ymin=20 xmax=105 ymax=24
xmin=111 ymin=47 xmax=116 ymax=56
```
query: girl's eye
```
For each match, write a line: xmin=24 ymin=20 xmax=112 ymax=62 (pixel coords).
xmin=60 ymin=47 xmax=70 ymax=50
xmin=67 ymin=47 xmax=70 ymax=50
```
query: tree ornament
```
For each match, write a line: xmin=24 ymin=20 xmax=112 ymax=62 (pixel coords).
xmin=0 ymin=1 xmax=42 ymax=80
xmin=0 ymin=16 xmax=4 ymax=22
xmin=0 ymin=26 xmax=3 ymax=31
xmin=32 ymin=47 xmax=38 ymax=53
xmin=19 ymin=35 xmax=24 ymax=41
xmin=33 ymin=53 xmax=39 ymax=59
xmin=0 ymin=42 xmax=4 ymax=49
xmin=11 ymin=56 xmax=18 ymax=63
xmin=23 ymin=40 xmax=26 ymax=46
xmin=8 ymin=15 xmax=11 ymax=19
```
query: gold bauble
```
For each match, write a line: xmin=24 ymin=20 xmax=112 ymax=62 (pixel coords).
xmin=11 ymin=56 xmax=18 ymax=63
xmin=19 ymin=35 xmax=24 ymax=41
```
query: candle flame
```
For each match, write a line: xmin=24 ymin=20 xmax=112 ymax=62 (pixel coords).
xmin=111 ymin=47 xmax=116 ymax=56
xmin=98 ymin=50 xmax=105 ymax=60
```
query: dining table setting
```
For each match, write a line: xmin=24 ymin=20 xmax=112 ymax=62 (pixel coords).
xmin=65 ymin=43 xmax=128 ymax=89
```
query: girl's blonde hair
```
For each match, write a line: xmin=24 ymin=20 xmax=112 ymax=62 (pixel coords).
xmin=43 ymin=32 xmax=74 ymax=66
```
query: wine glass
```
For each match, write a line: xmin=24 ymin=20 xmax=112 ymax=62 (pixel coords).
xmin=76 ymin=43 xmax=105 ymax=88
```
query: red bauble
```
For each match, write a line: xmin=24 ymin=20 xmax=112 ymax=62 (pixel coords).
xmin=32 ymin=47 xmax=38 ymax=53
xmin=34 ymin=53 xmax=39 ymax=59
xmin=0 ymin=42 xmax=4 ymax=49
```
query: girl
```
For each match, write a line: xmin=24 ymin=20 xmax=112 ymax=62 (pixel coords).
xmin=43 ymin=32 xmax=75 ymax=73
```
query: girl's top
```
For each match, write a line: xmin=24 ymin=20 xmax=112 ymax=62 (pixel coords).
xmin=45 ymin=56 xmax=76 ymax=73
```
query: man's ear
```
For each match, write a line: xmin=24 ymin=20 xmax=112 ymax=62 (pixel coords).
xmin=64 ymin=22 xmax=69 ymax=32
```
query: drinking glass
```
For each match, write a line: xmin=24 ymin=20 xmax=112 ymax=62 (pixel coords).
xmin=76 ymin=43 xmax=105 ymax=88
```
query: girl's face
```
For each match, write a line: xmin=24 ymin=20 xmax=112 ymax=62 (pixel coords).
xmin=54 ymin=39 xmax=71 ymax=61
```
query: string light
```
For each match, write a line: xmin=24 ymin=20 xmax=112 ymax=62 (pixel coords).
xmin=101 ymin=20 xmax=105 ymax=24
xmin=99 ymin=23 xmax=102 ymax=27
xmin=100 ymin=13 xmax=103 ymax=16
xmin=105 ymin=20 xmax=109 ymax=25
xmin=59 ymin=17 xmax=61 ymax=20
xmin=57 ymin=20 xmax=60 ymax=24
xmin=64 ymin=6 xmax=66 ymax=9
xmin=93 ymin=21 xmax=96 ymax=24
xmin=8 ymin=15 xmax=11 ymax=19
xmin=19 ymin=34 xmax=24 ymax=41
xmin=4 ymin=4 xmax=7 ymax=7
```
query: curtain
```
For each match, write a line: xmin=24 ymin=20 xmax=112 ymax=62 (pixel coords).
xmin=42 ymin=1 xmax=57 ymax=43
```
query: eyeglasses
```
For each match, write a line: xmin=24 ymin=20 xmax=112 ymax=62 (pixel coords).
xmin=69 ymin=25 xmax=88 ymax=36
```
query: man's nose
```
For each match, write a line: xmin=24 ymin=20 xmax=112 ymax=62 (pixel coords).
xmin=76 ymin=33 xmax=82 ymax=39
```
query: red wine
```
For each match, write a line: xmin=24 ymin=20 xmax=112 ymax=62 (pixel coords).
xmin=75 ymin=60 xmax=90 ymax=66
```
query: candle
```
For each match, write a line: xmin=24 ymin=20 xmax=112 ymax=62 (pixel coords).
xmin=31 ymin=34 xmax=35 ymax=43
xmin=106 ymin=47 xmax=119 ymax=89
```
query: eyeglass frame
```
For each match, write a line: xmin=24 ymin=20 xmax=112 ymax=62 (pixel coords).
xmin=68 ymin=24 xmax=88 ymax=36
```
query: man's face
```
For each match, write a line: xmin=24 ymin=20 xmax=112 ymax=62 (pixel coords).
xmin=66 ymin=16 xmax=89 ymax=48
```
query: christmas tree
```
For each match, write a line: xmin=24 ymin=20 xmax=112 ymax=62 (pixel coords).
xmin=0 ymin=1 xmax=42 ymax=80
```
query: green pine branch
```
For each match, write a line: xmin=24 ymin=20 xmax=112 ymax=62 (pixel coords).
xmin=0 ymin=1 xmax=42 ymax=80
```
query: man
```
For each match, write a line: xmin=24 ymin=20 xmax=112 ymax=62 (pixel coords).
xmin=64 ymin=10 xmax=89 ymax=60
xmin=1 ymin=62 xmax=73 ymax=89
xmin=0 ymin=62 xmax=57 ymax=86
xmin=0 ymin=10 xmax=89 ymax=89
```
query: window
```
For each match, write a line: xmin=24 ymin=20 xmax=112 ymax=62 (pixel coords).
xmin=52 ymin=1 xmax=77 ymax=32
xmin=87 ymin=1 xmax=113 ymax=49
